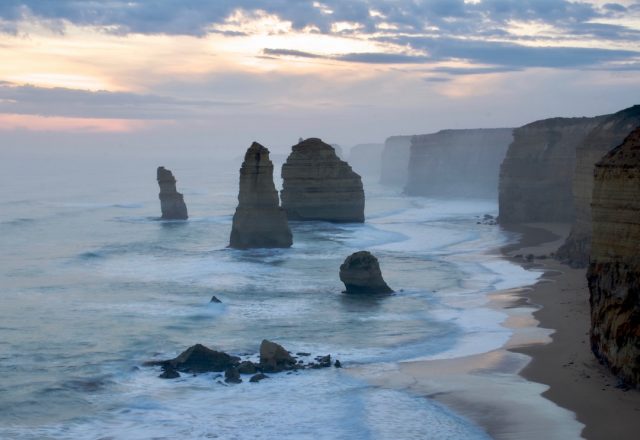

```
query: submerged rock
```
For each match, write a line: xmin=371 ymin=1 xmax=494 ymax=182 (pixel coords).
xmin=147 ymin=343 xmax=240 ymax=374
xmin=229 ymin=142 xmax=293 ymax=249
xmin=237 ymin=360 xmax=257 ymax=375
xmin=259 ymin=339 xmax=296 ymax=372
xmin=588 ymin=126 xmax=640 ymax=387
xmin=224 ymin=367 xmax=242 ymax=384
xmin=281 ymin=138 xmax=365 ymax=223
xmin=339 ymin=251 xmax=393 ymax=294
xmin=157 ymin=166 xmax=188 ymax=220
xmin=249 ymin=373 xmax=269 ymax=383
xmin=210 ymin=295 xmax=222 ymax=303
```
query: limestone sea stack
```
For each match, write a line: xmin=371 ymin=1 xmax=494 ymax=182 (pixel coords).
xmin=557 ymin=105 xmax=640 ymax=267
xmin=499 ymin=117 xmax=605 ymax=224
xmin=339 ymin=251 xmax=393 ymax=294
xmin=587 ymin=126 xmax=640 ymax=386
xmin=157 ymin=166 xmax=188 ymax=220
xmin=405 ymin=128 xmax=513 ymax=198
xmin=281 ymin=138 xmax=365 ymax=223
xmin=229 ymin=142 xmax=293 ymax=249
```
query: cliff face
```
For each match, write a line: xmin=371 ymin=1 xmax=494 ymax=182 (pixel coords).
xmin=157 ymin=166 xmax=188 ymax=220
xmin=229 ymin=142 xmax=292 ymax=249
xmin=587 ymin=126 xmax=640 ymax=386
xmin=557 ymin=105 xmax=640 ymax=267
xmin=281 ymin=138 xmax=364 ymax=223
xmin=380 ymin=135 xmax=411 ymax=186
xmin=405 ymin=128 xmax=513 ymax=198
xmin=499 ymin=117 xmax=604 ymax=224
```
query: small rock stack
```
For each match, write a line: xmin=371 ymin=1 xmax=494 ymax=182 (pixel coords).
xmin=340 ymin=251 xmax=393 ymax=294
xmin=157 ymin=166 xmax=188 ymax=220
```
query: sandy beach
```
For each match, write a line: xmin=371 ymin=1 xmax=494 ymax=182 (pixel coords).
xmin=359 ymin=222 xmax=640 ymax=440
xmin=504 ymin=223 xmax=640 ymax=440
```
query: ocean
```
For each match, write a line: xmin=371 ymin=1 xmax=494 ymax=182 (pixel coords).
xmin=0 ymin=146 xmax=565 ymax=439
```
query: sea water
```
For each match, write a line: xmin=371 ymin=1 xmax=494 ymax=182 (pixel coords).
xmin=0 ymin=147 xmax=541 ymax=439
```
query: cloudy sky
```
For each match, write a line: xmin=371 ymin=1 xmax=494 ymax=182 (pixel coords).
xmin=1 ymin=0 xmax=639 ymax=153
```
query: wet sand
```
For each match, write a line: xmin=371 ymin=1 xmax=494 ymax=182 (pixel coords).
xmin=503 ymin=223 xmax=640 ymax=440
xmin=358 ymin=222 xmax=640 ymax=439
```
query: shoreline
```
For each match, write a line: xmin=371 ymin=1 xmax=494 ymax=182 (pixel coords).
xmin=502 ymin=222 xmax=640 ymax=439
xmin=358 ymin=221 xmax=640 ymax=439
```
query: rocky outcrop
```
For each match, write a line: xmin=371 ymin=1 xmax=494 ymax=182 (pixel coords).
xmin=380 ymin=135 xmax=411 ymax=186
xmin=587 ymin=126 xmax=640 ymax=386
xmin=157 ymin=166 xmax=188 ymax=220
xmin=145 ymin=343 xmax=240 ymax=374
xmin=280 ymin=138 xmax=364 ymax=223
xmin=348 ymin=143 xmax=385 ymax=179
xmin=259 ymin=339 xmax=296 ymax=372
xmin=557 ymin=105 xmax=640 ymax=267
xmin=406 ymin=128 xmax=513 ymax=198
xmin=499 ymin=117 xmax=605 ymax=223
xmin=229 ymin=142 xmax=293 ymax=249
xmin=339 ymin=251 xmax=393 ymax=294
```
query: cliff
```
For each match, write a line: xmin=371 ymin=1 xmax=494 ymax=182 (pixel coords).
xmin=405 ymin=128 xmax=513 ymax=198
xmin=587 ymin=126 xmax=640 ymax=386
xmin=281 ymin=138 xmax=365 ymax=223
xmin=499 ymin=117 xmax=604 ymax=224
xmin=157 ymin=166 xmax=188 ymax=220
xmin=229 ymin=142 xmax=293 ymax=249
xmin=557 ymin=105 xmax=640 ymax=267
xmin=380 ymin=135 xmax=411 ymax=186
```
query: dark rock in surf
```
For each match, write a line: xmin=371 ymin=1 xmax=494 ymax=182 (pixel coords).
xmin=249 ymin=373 xmax=269 ymax=383
xmin=224 ymin=367 xmax=242 ymax=384
xmin=237 ymin=360 xmax=257 ymax=375
xmin=229 ymin=142 xmax=293 ymax=249
xmin=210 ymin=295 xmax=222 ymax=303
xmin=147 ymin=343 xmax=240 ymax=374
xmin=159 ymin=365 xmax=180 ymax=379
xmin=259 ymin=339 xmax=296 ymax=372
xmin=157 ymin=166 xmax=188 ymax=220
xmin=339 ymin=251 xmax=393 ymax=294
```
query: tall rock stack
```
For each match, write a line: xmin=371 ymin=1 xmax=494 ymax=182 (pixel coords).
xmin=498 ymin=117 xmax=604 ymax=223
xmin=405 ymin=128 xmax=513 ymax=198
xmin=587 ymin=126 xmax=640 ymax=386
xmin=281 ymin=138 xmax=365 ymax=223
xmin=229 ymin=142 xmax=293 ymax=249
xmin=157 ymin=166 xmax=188 ymax=220
xmin=557 ymin=105 xmax=640 ymax=267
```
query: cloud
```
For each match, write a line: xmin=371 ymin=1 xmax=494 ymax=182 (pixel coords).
xmin=263 ymin=48 xmax=428 ymax=64
xmin=0 ymin=82 xmax=250 ymax=120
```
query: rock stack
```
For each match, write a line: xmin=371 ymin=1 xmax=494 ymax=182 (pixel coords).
xmin=157 ymin=166 xmax=188 ymax=220
xmin=229 ymin=142 xmax=293 ymax=249
xmin=281 ymin=138 xmax=365 ymax=223
xmin=339 ymin=251 xmax=393 ymax=294
xmin=587 ymin=126 xmax=640 ymax=386
xmin=380 ymin=135 xmax=412 ymax=187
xmin=557 ymin=105 xmax=640 ymax=267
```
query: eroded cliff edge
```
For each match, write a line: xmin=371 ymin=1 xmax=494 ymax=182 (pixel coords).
xmin=229 ymin=142 xmax=292 ymax=249
xmin=499 ymin=117 xmax=604 ymax=224
xmin=406 ymin=128 xmax=513 ymax=198
xmin=587 ymin=126 xmax=640 ymax=386
xmin=281 ymin=138 xmax=364 ymax=223
xmin=557 ymin=105 xmax=640 ymax=267
xmin=380 ymin=135 xmax=412 ymax=187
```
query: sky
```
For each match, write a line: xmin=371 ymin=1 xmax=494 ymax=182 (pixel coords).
xmin=0 ymin=0 xmax=639 ymax=155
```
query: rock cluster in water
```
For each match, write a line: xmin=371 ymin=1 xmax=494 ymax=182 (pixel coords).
xmin=157 ymin=166 xmax=188 ymax=220
xmin=339 ymin=251 xmax=393 ymax=294
xmin=406 ymin=128 xmax=513 ymax=198
xmin=557 ymin=105 xmax=640 ymax=267
xmin=281 ymin=138 xmax=365 ymax=223
xmin=498 ymin=117 xmax=604 ymax=224
xmin=587 ymin=126 xmax=640 ymax=387
xmin=229 ymin=142 xmax=293 ymax=249
xmin=145 ymin=340 xmax=340 ymax=383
